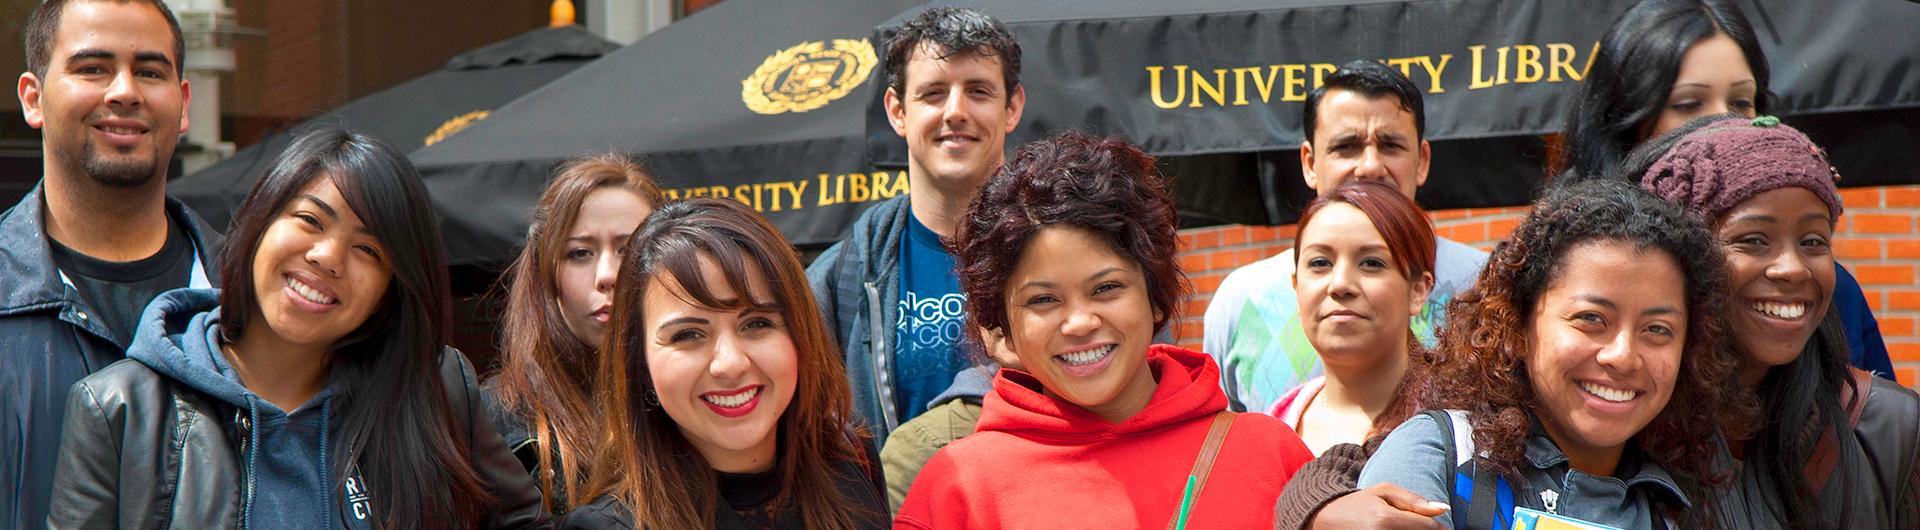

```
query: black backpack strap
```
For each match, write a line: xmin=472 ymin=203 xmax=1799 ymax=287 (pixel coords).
xmin=1468 ymin=456 xmax=1501 ymax=529
xmin=1423 ymin=410 xmax=1471 ymax=529
xmin=1426 ymin=409 xmax=1512 ymax=530
xmin=1426 ymin=410 xmax=1455 ymax=480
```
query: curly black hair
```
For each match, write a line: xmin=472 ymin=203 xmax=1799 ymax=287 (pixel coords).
xmin=1427 ymin=179 xmax=1755 ymax=507
xmin=949 ymin=131 xmax=1184 ymax=341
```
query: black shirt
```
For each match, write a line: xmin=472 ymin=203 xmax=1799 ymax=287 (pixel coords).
xmin=47 ymin=218 xmax=194 ymax=347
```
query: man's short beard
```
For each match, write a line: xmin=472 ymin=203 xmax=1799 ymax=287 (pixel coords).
xmin=58 ymin=138 xmax=162 ymax=189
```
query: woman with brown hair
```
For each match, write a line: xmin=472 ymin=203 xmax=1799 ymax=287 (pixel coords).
xmin=562 ymin=198 xmax=886 ymax=529
xmin=483 ymin=153 xmax=663 ymax=511
xmin=1357 ymin=179 xmax=1751 ymax=529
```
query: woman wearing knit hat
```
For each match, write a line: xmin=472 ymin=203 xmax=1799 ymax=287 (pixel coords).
xmin=1615 ymin=114 xmax=1920 ymax=529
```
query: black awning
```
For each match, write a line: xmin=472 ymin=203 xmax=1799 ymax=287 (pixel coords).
xmin=408 ymin=0 xmax=924 ymax=267
xmin=865 ymin=0 xmax=1920 ymax=223
xmin=169 ymin=25 xmax=618 ymax=231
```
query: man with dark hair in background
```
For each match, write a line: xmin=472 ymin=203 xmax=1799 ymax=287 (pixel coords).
xmin=1202 ymin=60 xmax=1488 ymax=413
xmin=2 ymin=1 xmax=222 ymax=525
xmin=807 ymin=6 xmax=1024 ymax=444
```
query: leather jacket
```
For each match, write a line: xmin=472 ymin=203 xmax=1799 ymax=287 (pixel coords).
xmin=47 ymin=339 xmax=549 ymax=529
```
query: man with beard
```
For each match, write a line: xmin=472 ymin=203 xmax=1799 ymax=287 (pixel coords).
xmin=1 ymin=1 xmax=220 ymax=526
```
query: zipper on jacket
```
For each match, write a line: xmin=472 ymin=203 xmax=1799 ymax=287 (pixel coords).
xmin=864 ymin=282 xmax=898 ymax=432
xmin=237 ymin=401 xmax=259 ymax=529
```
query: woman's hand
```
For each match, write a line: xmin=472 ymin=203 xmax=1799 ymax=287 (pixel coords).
xmin=1307 ymin=483 xmax=1448 ymax=530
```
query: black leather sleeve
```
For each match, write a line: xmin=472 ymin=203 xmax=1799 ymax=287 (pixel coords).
xmin=442 ymin=349 xmax=552 ymax=529
xmin=46 ymin=380 xmax=123 ymax=530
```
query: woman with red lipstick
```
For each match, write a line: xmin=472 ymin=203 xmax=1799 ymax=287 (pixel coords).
xmin=563 ymin=198 xmax=887 ymax=530
xmin=893 ymin=132 xmax=1312 ymax=529
xmin=47 ymin=128 xmax=545 ymax=529
xmin=483 ymin=153 xmax=662 ymax=512
xmin=1357 ymin=180 xmax=1748 ymax=530
xmin=1612 ymin=114 xmax=1920 ymax=529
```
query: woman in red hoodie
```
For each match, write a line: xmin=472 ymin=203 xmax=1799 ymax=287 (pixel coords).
xmin=894 ymin=132 xmax=1314 ymax=529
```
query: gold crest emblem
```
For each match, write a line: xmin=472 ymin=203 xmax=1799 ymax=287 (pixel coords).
xmin=425 ymin=110 xmax=490 ymax=146
xmin=742 ymin=39 xmax=877 ymax=115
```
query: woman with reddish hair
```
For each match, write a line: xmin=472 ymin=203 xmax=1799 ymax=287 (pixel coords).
xmin=895 ymin=132 xmax=1312 ymax=529
xmin=1268 ymin=179 xmax=1434 ymax=454
xmin=1268 ymin=179 xmax=1449 ymax=529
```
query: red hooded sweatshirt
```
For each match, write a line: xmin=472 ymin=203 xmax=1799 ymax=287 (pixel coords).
xmin=894 ymin=345 xmax=1312 ymax=529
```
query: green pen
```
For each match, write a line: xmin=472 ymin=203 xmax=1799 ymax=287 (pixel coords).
xmin=1173 ymin=474 xmax=1198 ymax=530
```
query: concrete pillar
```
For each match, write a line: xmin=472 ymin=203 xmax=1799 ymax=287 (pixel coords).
xmin=586 ymin=0 xmax=674 ymax=45
xmin=164 ymin=0 xmax=238 ymax=174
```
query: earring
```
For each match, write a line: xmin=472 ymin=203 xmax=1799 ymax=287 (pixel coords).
xmin=645 ymin=390 xmax=660 ymax=408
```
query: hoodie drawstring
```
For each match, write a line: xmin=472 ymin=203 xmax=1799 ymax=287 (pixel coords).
xmin=241 ymin=396 xmax=261 ymax=529
xmin=318 ymin=399 xmax=332 ymax=528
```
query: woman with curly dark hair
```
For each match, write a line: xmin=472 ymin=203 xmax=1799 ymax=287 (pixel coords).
xmin=893 ymin=132 xmax=1312 ymax=529
xmin=1615 ymin=114 xmax=1920 ymax=529
xmin=1357 ymin=179 xmax=1750 ymax=530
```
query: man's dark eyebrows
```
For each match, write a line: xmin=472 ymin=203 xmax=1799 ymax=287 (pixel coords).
xmin=65 ymin=49 xmax=115 ymax=64
xmin=132 ymin=51 xmax=175 ymax=70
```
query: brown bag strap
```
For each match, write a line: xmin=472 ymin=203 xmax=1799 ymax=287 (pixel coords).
xmin=1167 ymin=411 xmax=1236 ymax=530
xmin=1805 ymin=369 xmax=1874 ymax=491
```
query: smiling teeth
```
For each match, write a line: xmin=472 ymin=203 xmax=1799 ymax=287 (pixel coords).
xmin=1060 ymin=345 xmax=1115 ymax=366
xmin=1580 ymin=382 xmax=1637 ymax=403
xmin=703 ymin=387 xmax=758 ymax=408
xmin=1752 ymin=302 xmax=1806 ymax=320
xmin=101 ymin=126 xmax=140 ymax=135
xmin=286 ymin=277 xmax=335 ymax=305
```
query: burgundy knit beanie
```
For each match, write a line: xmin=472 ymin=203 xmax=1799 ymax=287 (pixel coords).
xmin=1640 ymin=115 xmax=1844 ymax=224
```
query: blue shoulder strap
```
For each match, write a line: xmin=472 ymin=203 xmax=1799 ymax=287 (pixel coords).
xmin=1426 ymin=410 xmax=1518 ymax=530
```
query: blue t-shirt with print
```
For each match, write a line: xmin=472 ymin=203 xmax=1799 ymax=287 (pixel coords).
xmin=893 ymin=214 xmax=969 ymax=422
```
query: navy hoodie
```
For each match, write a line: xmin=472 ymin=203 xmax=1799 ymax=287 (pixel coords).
xmin=126 ymin=288 xmax=343 ymax=530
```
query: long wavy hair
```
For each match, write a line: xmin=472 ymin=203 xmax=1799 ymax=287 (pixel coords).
xmin=1426 ymin=180 xmax=1753 ymax=512
xmin=217 ymin=127 xmax=489 ymax=529
xmin=488 ymin=153 xmax=661 ymax=510
xmin=583 ymin=199 xmax=874 ymax=529
xmin=1558 ymin=0 xmax=1771 ymax=178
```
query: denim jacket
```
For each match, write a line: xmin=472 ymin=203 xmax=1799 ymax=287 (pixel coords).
xmin=806 ymin=196 xmax=910 ymax=440
xmin=0 ymin=184 xmax=222 ymax=528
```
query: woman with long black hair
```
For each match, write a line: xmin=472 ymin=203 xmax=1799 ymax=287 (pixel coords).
xmin=1561 ymin=0 xmax=1894 ymax=379
xmin=46 ymin=127 xmax=545 ymax=529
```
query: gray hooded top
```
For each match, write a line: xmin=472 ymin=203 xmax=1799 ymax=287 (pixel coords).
xmin=125 ymin=288 xmax=341 ymax=529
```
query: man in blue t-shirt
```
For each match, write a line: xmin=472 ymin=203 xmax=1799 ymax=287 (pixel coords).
xmin=807 ymin=7 xmax=1026 ymax=439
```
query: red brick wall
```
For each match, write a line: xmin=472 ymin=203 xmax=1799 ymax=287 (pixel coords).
xmin=1173 ymin=184 xmax=1920 ymax=390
